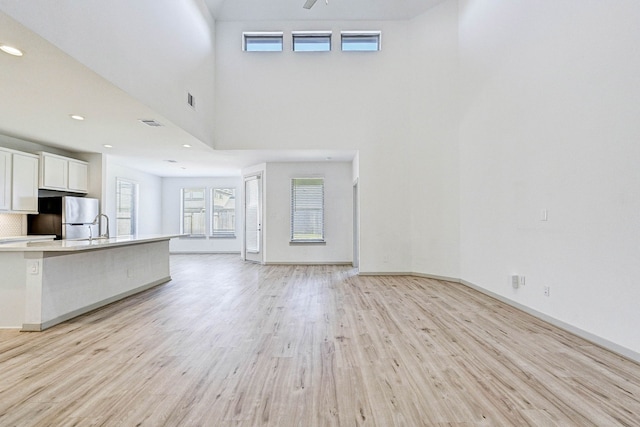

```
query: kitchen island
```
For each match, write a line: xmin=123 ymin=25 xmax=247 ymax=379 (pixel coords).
xmin=0 ymin=235 xmax=181 ymax=331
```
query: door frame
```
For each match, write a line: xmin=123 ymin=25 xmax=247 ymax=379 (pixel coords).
xmin=243 ymin=173 xmax=263 ymax=264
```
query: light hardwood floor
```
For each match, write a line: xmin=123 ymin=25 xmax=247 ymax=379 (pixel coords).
xmin=1 ymin=254 xmax=639 ymax=426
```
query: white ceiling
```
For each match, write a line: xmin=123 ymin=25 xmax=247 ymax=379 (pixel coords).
xmin=206 ymin=0 xmax=445 ymax=21
xmin=0 ymin=1 xmax=443 ymax=178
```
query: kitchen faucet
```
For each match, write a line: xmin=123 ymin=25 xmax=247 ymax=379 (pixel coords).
xmin=92 ymin=213 xmax=110 ymax=239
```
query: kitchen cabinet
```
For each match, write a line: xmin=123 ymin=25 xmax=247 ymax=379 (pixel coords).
xmin=68 ymin=160 xmax=88 ymax=193
xmin=11 ymin=153 xmax=39 ymax=212
xmin=0 ymin=147 xmax=39 ymax=214
xmin=39 ymin=152 xmax=88 ymax=193
xmin=0 ymin=150 xmax=10 ymax=210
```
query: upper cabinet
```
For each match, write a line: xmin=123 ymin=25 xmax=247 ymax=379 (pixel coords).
xmin=0 ymin=150 xmax=11 ymax=210
xmin=39 ymin=152 xmax=88 ymax=193
xmin=12 ymin=153 xmax=39 ymax=212
xmin=0 ymin=147 xmax=39 ymax=214
xmin=68 ymin=159 xmax=88 ymax=193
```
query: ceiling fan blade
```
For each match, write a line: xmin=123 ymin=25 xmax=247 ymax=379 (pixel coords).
xmin=303 ymin=0 xmax=318 ymax=9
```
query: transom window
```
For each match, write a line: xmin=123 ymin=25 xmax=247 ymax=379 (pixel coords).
xmin=243 ymin=32 xmax=284 ymax=52
xmin=341 ymin=31 xmax=381 ymax=51
xmin=292 ymin=31 xmax=332 ymax=52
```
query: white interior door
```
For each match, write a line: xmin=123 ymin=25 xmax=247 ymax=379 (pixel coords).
xmin=353 ymin=180 xmax=359 ymax=269
xmin=244 ymin=174 xmax=262 ymax=263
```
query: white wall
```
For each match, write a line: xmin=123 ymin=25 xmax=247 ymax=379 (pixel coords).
xmin=408 ymin=1 xmax=460 ymax=279
xmin=458 ymin=1 xmax=640 ymax=358
xmin=162 ymin=176 xmax=242 ymax=253
xmin=263 ymin=162 xmax=352 ymax=264
xmin=105 ymin=159 xmax=163 ymax=236
xmin=214 ymin=20 xmax=413 ymax=273
xmin=0 ymin=0 xmax=216 ymax=147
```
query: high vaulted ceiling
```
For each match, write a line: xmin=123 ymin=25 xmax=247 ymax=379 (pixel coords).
xmin=206 ymin=0 xmax=445 ymax=21
xmin=0 ymin=1 xmax=444 ymax=177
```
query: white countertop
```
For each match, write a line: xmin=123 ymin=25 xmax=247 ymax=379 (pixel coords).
xmin=0 ymin=235 xmax=56 ymax=244
xmin=0 ymin=234 xmax=183 ymax=252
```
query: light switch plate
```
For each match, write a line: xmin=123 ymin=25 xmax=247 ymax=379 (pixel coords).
xmin=28 ymin=260 xmax=39 ymax=275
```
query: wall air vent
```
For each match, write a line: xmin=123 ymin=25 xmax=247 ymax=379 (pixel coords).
xmin=139 ymin=119 xmax=163 ymax=127
xmin=187 ymin=93 xmax=195 ymax=109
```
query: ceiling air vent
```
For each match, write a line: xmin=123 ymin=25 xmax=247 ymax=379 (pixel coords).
xmin=139 ymin=119 xmax=163 ymax=127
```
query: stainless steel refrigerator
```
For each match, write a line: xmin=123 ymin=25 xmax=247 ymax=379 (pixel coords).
xmin=28 ymin=196 xmax=99 ymax=240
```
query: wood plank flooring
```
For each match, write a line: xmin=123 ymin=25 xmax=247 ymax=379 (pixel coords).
xmin=1 ymin=254 xmax=639 ymax=426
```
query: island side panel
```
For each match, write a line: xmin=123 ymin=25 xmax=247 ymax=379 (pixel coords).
xmin=0 ymin=252 xmax=29 ymax=328
xmin=36 ymin=240 xmax=171 ymax=330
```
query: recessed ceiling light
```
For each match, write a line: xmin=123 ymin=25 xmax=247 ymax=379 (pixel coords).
xmin=70 ymin=114 xmax=85 ymax=121
xmin=183 ymin=144 xmax=192 ymax=148
xmin=103 ymin=144 xmax=113 ymax=148
xmin=165 ymin=160 xmax=177 ymax=163
xmin=0 ymin=45 xmax=23 ymax=56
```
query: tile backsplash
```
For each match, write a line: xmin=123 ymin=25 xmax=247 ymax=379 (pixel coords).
xmin=0 ymin=214 xmax=26 ymax=237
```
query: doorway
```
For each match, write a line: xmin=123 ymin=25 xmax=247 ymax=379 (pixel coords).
xmin=243 ymin=174 xmax=262 ymax=263
xmin=353 ymin=179 xmax=359 ymax=269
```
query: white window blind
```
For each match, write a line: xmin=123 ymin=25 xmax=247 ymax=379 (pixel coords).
xmin=291 ymin=178 xmax=324 ymax=242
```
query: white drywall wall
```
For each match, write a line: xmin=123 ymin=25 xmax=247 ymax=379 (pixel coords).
xmin=458 ymin=0 xmax=640 ymax=357
xmin=214 ymin=20 xmax=412 ymax=273
xmin=408 ymin=1 xmax=460 ymax=279
xmin=105 ymin=159 xmax=163 ymax=235
xmin=263 ymin=162 xmax=352 ymax=264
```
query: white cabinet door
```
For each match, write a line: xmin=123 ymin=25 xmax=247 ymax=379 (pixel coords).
xmin=0 ymin=150 xmax=10 ymax=210
xmin=12 ymin=153 xmax=39 ymax=212
xmin=41 ymin=154 xmax=68 ymax=190
xmin=68 ymin=160 xmax=88 ymax=193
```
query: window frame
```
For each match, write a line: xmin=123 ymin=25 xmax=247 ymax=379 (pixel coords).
xmin=340 ymin=31 xmax=382 ymax=52
xmin=242 ymin=32 xmax=284 ymax=52
xmin=210 ymin=187 xmax=237 ymax=238
xmin=181 ymin=187 xmax=207 ymax=237
xmin=292 ymin=31 xmax=332 ymax=52
xmin=290 ymin=177 xmax=325 ymax=243
xmin=115 ymin=177 xmax=138 ymax=237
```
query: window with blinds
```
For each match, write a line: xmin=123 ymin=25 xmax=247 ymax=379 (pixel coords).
xmin=291 ymin=178 xmax=324 ymax=242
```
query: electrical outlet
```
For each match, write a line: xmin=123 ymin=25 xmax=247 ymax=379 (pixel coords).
xmin=511 ymin=275 xmax=525 ymax=289
xmin=511 ymin=275 xmax=519 ymax=288
xmin=544 ymin=286 xmax=550 ymax=297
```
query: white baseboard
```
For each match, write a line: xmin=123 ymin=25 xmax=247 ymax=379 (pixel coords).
xmin=264 ymin=261 xmax=353 ymax=266
xmin=457 ymin=279 xmax=640 ymax=365
xmin=358 ymin=271 xmax=410 ymax=276
xmin=170 ymin=251 xmax=241 ymax=255
xmin=357 ymin=270 xmax=640 ymax=364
